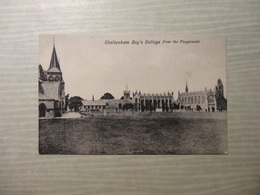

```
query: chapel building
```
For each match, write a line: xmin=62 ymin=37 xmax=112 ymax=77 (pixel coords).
xmin=38 ymin=43 xmax=66 ymax=118
xmin=177 ymin=82 xmax=216 ymax=112
xmin=132 ymin=90 xmax=174 ymax=112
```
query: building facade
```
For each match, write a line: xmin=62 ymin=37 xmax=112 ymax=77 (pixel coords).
xmin=82 ymin=87 xmax=174 ymax=113
xmin=177 ymin=83 xmax=216 ymax=112
xmin=82 ymin=89 xmax=132 ymax=113
xmin=82 ymin=100 xmax=107 ymax=111
xmin=38 ymin=43 xmax=66 ymax=118
xmin=81 ymin=84 xmax=217 ymax=114
xmin=132 ymin=91 xmax=174 ymax=112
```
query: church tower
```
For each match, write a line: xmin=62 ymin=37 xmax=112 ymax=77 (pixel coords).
xmin=41 ymin=38 xmax=66 ymax=115
xmin=46 ymin=39 xmax=63 ymax=83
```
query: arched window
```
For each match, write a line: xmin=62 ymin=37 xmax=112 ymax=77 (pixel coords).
xmin=54 ymin=75 xmax=60 ymax=81
xmin=202 ymin=96 xmax=205 ymax=103
xmin=39 ymin=103 xmax=47 ymax=117
xmin=153 ymin=99 xmax=157 ymax=108
xmin=48 ymin=75 xmax=54 ymax=82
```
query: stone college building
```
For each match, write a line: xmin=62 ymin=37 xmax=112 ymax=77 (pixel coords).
xmin=177 ymin=82 xmax=216 ymax=112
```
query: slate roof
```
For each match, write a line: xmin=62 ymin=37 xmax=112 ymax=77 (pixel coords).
xmin=48 ymin=46 xmax=61 ymax=72
xmin=48 ymin=67 xmax=60 ymax=73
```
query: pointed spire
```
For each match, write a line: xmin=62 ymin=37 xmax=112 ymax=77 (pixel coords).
xmin=185 ymin=80 xmax=188 ymax=93
xmin=48 ymin=38 xmax=61 ymax=72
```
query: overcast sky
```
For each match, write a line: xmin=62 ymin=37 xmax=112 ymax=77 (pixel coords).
xmin=39 ymin=34 xmax=226 ymax=100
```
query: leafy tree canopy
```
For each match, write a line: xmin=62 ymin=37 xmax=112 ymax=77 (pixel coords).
xmin=100 ymin=92 xmax=115 ymax=100
xmin=215 ymin=79 xmax=227 ymax=111
xmin=123 ymin=103 xmax=134 ymax=110
xmin=215 ymin=79 xmax=224 ymax=98
xmin=68 ymin=96 xmax=83 ymax=111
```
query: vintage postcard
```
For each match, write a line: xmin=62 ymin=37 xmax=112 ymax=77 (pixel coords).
xmin=39 ymin=34 xmax=227 ymax=154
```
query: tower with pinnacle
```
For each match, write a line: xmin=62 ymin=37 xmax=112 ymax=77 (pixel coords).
xmin=38 ymin=37 xmax=66 ymax=117
xmin=185 ymin=81 xmax=188 ymax=93
xmin=123 ymin=85 xmax=131 ymax=101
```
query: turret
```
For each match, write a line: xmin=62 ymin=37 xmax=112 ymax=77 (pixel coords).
xmin=185 ymin=81 xmax=188 ymax=93
xmin=123 ymin=85 xmax=130 ymax=101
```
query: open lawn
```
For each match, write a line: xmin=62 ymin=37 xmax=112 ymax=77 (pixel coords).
xmin=39 ymin=112 xmax=227 ymax=154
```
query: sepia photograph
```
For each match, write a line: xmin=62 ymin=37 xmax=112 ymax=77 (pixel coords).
xmin=39 ymin=34 xmax=227 ymax=155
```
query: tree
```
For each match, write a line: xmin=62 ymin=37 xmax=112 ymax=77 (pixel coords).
xmin=173 ymin=103 xmax=179 ymax=110
xmin=162 ymin=102 xmax=166 ymax=112
xmin=141 ymin=103 xmax=145 ymax=112
xmin=68 ymin=96 xmax=83 ymax=111
xmin=215 ymin=79 xmax=227 ymax=111
xmin=122 ymin=103 xmax=134 ymax=111
xmin=100 ymin=92 xmax=115 ymax=100
xmin=196 ymin=105 xmax=202 ymax=111
xmin=149 ymin=104 xmax=154 ymax=112
xmin=65 ymin=94 xmax=69 ymax=111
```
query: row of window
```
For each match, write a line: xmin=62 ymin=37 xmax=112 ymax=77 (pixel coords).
xmin=135 ymin=98 xmax=172 ymax=104
xmin=138 ymin=99 xmax=172 ymax=107
xmin=137 ymin=96 xmax=173 ymax=99
xmin=84 ymin=105 xmax=105 ymax=109
xmin=181 ymin=96 xmax=206 ymax=104
xmin=47 ymin=72 xmax=62 ymax=75
xmin=48 ymin=75 xmax=60 ymax=81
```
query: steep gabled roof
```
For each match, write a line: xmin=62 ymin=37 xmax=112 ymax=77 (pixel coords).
xmin=48 ymin=46 xmax=61 ymax=72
